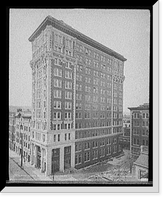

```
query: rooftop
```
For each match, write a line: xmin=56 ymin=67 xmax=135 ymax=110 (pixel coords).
xmin=128 ymin=103 xmax=149 ymax=111
xmin=133 ymin=153 xmax=148 ymax=169
xmin=133 ymin=145 xmax=149 ymax=168
xmin=28 ymin=15 xmax=127 ymax=62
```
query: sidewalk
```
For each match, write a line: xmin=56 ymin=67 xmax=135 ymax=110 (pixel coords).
xmin=9 ymin=149 xmax=51 ymax=181
xmin=9 ymin=149 xmax=77 ymax=182
xmin=108 ymin=151 xmax=128 ymax=165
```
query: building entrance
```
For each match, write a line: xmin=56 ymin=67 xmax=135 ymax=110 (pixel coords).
xmin=52 ymin=148 xmax=60 ymax=174
xmin=36 ymin=145 xmax=41 ymax=169
xmin=64 ymin=146 xmax=71 ymax=170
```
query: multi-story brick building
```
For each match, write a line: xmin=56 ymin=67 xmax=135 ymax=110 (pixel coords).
xmin=128 ymin=103 xmax=149 ymax=157
xmin=28 ymin=15 xmax=127 ymax=176
xmin=9 ymin=111 xmax=16 ymax=151
xmin=14 ymin=111 xmax=31 ymax=163
xmin=119 ymin=114 xmax=130 ymax=150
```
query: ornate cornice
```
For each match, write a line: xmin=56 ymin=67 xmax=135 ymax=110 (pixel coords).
xmin=29 ymin=16 xmax=127 ymax=62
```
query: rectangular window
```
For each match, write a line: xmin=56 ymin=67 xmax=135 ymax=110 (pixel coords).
xmin=54 ymin=67 xmax=62 ymax=77
xmin=107 ymin=138 xmax=111 ymax=145
xmin=65 ymin=81 xmax=72 ymax=89
xmin=53 ymin=112 xmax=61 ymax=120
xmin=85 ymin=95 xmax=91 ymax=102
xmin=54 ymin=90 xmax=62 ymax=98
xmin=54 ymin=78 xmax=62 ymax=88
xmin=84 ymin=152 xmax=90 ymax=162
xmin=84 ymin=142 xmax=90 ymax=150
xmin=100 ymin=140 xmax=105 ymax=147
xmin=54 ymin=100 xmax=61 ymax=109
xmin=54 ymin=135 xmax=56 ymax=142
xmin=58 ymin=134 xmax=60 ymax=142
xmin=100 ymin=148 xmax=105 ymax=157
xmin=92 ymin=141 xmax=98 ymax=148
xmin=85 ymin=68 xmax=91 ymax=75
xmin=85 ymin=77 xmax=90 ymax=83
xmin=75 ymin=154 xmax=82 ymax=165
xmin=76 ymin=103 xmax=82 ymax=110
xmin=107 ymin=146 xmax=111 ymax=155
xmin=76 ymin=93 xmax=82 ymax=100
xmin=65 ymin=70 xmax=72 ymax=79
xmin=113 ymin=145 xmax=117 ymax=153
xmin=92 ymin=150 xmax=98 ymax=160
xmin=75 ymin=143 xmax=82 ymax=152
xmin=65 ymin=112 xmax=72 ymax=120
xmin=65 ymin=101 xmax=72 ymax=110
xmin=93 ymin=96 xmax=98 ymax=103
xmin=65 ymin=91 xmax=72 ymax=100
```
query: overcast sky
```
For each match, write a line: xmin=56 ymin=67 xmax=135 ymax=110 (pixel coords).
xmin=9 ymin=9 xmax=150 ymax=113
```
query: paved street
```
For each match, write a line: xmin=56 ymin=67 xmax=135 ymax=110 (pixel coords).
xmin=9 ymin=157 xmax=34 ymax=181
xmin=9 ymin=149 xmax=138 ymax=183
xmin=9 ymin=149 xmax=51 ymax=181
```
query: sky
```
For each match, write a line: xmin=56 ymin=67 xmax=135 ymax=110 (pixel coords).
xmin=9 ymin=9 xmax=150 ymax=113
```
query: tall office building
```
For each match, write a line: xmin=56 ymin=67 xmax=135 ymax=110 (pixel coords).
xmin=28 ymin=16 xmax=127 ymax=176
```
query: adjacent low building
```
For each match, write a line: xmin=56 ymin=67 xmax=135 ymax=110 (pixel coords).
xmin=9 ymin=111 xmax=16 ymax=151
xmin=128 ymin=103 xmax=149 ymax=157
xmin=133 ymin=145 xmax=148 ymax=181
xmin=119 ymin=114 xmax=130 ymax=150
xmin=14 ymin=110 xmax=31 ymax=164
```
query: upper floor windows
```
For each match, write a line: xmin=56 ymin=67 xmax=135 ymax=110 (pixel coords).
xmin=142 ymin=112 xmax=149 ymax=119
xmin=65 ymin=102 xmax=72 ymax=110
xmin=65 ymin=91 xmax=72 ymax=100
xmin=76 ymin=74 xmax=82 ymax=82
xmin=53 ymin=112 xmax=61 ymax=120
xmin=65 ymin=81 xmax=72 ymax=89
xmin=85 ymin=58 xmax=91 ymax=65
xmin=54 ymin=67 xmax=62 ymax=77
xmin=85 ymin=67 xmax=91 ymax=75
xmin=94 ymin=52 xmax=100 ymax=60
xmin=54 ymin=78 xmax=62 ymax=88
xmin=65 ymin=38 xmax=73 ymax=49
xmin=54 ymin=100 xmax=61 ymax=109
xmin=54 ymin=33 xmax=63 ymax=44
xmin=85 ymin=77 xmax=91 ymax=84
xmin=54 ymin=90 xmax=62 ymax=98
xmin=94 ymin=61 xmax=99 ymax=69
xmin=65 ymin=70 xmax=72 ymax=79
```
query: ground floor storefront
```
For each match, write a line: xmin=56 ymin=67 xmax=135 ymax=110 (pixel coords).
xmin=30 ymin=142 xmax=75 ymax=176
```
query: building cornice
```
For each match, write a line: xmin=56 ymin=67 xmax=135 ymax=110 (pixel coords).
xmin=128 ymin=107 xmax=149 ymax=111
xmin=28 ymin=16 xmax=127 ymax=62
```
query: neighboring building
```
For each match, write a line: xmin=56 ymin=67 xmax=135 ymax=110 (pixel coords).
xmin=28 ymin=16 xmax=127 ymax=176
xmin=14 ymin=111 xmax=31 ymax=164
xmin=133 ymin=145 xmax=148 ymax=181
xmin=128 ymin=103 xmax=149 ymax=157
xmin=119 ymin=114 xmax=130 ymax=150
xmin=9 ymin=111 xmax=16 ymax=151
xmin=123 ymin=114 xmax=130 ymax=128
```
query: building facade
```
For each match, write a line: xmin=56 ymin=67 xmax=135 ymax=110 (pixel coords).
xmin=9 ymin=112 xmax=16 ymax=151
xmin=128 ymin=103 xmax=149 ymax=157
xmin=133 ymin=145 xmax=148 ymax=181
xmin=14 ymin=111 xmax=31 ymax=164
xmin=119 ymin=114 xmax=130 ymax=150
xmin=28 ymin=16 xmax=127 ymax=175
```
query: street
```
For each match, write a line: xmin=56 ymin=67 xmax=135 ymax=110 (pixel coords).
xmin=9 ymin=157 xmax=34 ymax=181
xmin=9 ymin=149 xmax=138 ymax=183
